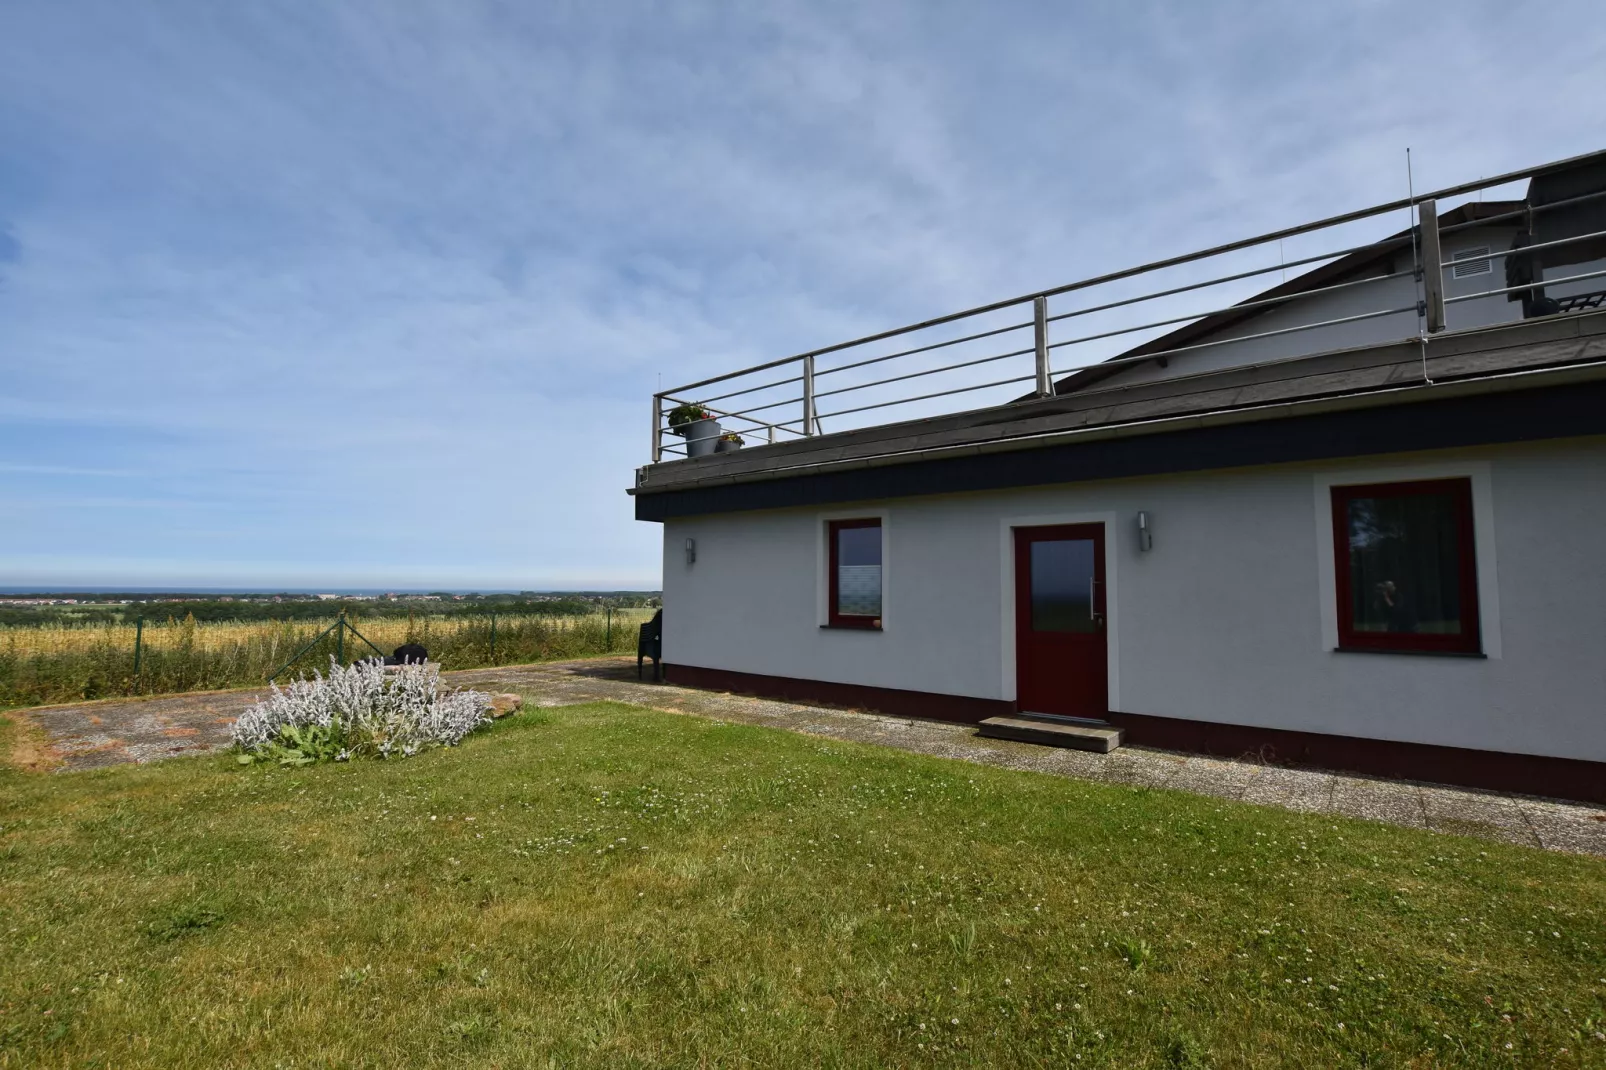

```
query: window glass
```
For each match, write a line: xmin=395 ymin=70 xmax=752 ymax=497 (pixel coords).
xmin=1030 ymin=538 xmax=1096 ymax=632
xmin=1334 ymin=478 xmax=1479 ymax=653
xmin=835 ymin=523 xmax=882 ymax=618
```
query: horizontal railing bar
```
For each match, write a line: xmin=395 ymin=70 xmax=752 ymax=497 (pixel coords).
xmin=658 ymin=147 xmax=1606 ymax=398
xmin=660 ymin=356 xmax=810 ymax=397
xmin=1048 ymin=193 xmax=1606 ymax=333
xmin=1052 ymin=304 xmax=1419 ymax=379
xmin=1438 ymin=187 xmax=1606 ymax=237
xmin=696 ymin=373 xmax=806 ymax=407
xmin=1045 ymin=236 xmax=1411 ymax=327
xmin=1437 ymin=226 xmax=1606 ymax=270
xmin=813 ymin=346 xmax=1036 ymax=401
xmin=808 ymin=373 xmax=1039 ymax=423
xmin=657 ymin=419 xmax=805 ymax=438
xmin=1046 ymin=267 xmax=1413 ymax=355
xmin=658 ymin=396 xmax=795 ymax=431
xmin=684 ymin=263 xmax=1417 ymax=425
xmin=675 ymin=392 xmax=808 ymax=423
xmin=678 ymin=335 xmax=1038 ymax=423
xmin=1444 ymin=265 xmax=1606 ymax=305
xmin=1044 ymin=193 xmax=1606 ymax=331
xmin=813 ymin=319 xmax=1033 ymax=379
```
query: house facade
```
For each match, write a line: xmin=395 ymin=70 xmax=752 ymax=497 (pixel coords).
xmin=630 ymin=153 xmax=1606 ymax=803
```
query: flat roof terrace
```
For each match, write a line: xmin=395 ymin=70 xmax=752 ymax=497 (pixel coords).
xmin=631 ymin=305 xmax=1606 ymax=520
xmin=633 ymin=148 xmax=1606 ymax=517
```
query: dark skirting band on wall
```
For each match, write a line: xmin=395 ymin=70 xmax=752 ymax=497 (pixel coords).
xmin=662 ymin=663 xmax=1606 ymax=805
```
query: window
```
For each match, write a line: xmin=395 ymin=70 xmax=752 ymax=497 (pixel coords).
xmin=1331 ymin=478 xmax=1480 ymax=653
xmin=828 ymin=518 xmax=882 ymax=628
xmin=1029 ymin=538 xmax=1098 ymax=632
xmin=1451 ymin=246 xmax=1492 ymax=278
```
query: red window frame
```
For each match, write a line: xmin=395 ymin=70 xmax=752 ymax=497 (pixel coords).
xmin=1331 ymin=477 xmax=1481 ymax=654
xmin=827 ymin=518 xmax=882 ymax=630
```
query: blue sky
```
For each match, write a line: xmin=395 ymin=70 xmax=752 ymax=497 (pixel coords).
xmin=2 ymin=1 xmax=1602 ymax=590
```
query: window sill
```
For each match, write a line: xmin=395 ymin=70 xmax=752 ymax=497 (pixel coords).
xmin=821 ymin=622 xmax=882 ymax=632
xmin=1333 ymin=646 xmax=1485 ymax=659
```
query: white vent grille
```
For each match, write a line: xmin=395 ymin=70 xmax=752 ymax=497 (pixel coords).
xmin=1452 ymin=246 xmax=1493 ymax=278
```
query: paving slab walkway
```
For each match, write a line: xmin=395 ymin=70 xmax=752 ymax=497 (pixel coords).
xmin=11 ymin=657 xmax=1606 ymax=856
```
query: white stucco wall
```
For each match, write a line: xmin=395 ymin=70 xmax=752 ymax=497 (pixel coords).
xmin=660 ymin=437 xmax=1606 ymax=762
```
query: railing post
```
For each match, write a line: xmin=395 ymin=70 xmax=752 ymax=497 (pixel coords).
xmin=767 ymin=423 xmax=775 ymax=444
xmin=802 ymin=354 xmax=816 ymax=436
xmin=651 ymin=394 xmax=663 ymax=462
xmin=1033 ymin=296 xmax=1051 ymax=396
xmin=1418 ymin=198 xmax=1446 ymax=333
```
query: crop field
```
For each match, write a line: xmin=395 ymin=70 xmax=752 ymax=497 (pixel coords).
xmin=0 ymin=610 xmax=655 ymax=708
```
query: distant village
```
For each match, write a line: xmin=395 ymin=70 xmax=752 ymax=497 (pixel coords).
xmin=0 ymin=591 xmax=661 ymax=625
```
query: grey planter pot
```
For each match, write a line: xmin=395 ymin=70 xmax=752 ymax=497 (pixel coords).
xmin=714 ymin=437 xmax=744 ymax=454
xmin=681 ymin=417 xmax=722 ymax=458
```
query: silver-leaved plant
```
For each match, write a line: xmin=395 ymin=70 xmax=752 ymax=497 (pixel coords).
xmin=232 ymin=658 xmax=492 ymax=763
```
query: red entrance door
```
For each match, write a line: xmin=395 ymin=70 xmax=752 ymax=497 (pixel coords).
xmin=1014 ymin=523 xmax=1108 ymax=718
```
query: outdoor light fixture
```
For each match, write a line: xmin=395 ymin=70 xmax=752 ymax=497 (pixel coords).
xmin=684 ymin=538 xmax=697 ymax=566
xmin=1136 ymin=511 xmax=1153 ymax=552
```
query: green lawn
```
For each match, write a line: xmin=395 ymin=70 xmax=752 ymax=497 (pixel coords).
xmin=1 ymin=702 xmax=1604 ymax=1069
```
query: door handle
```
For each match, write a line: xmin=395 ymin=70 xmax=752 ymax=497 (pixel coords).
xmin=1090 ymin=576 xmax=1105 ymax=629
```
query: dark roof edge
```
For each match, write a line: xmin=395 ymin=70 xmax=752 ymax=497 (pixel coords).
xmin=635 ymin=375 xmax=1606 ymax=522
xmin=633 ymin=356 xmax=1606 ymax=500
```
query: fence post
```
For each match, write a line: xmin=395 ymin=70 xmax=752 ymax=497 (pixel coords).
xmin=490 ymin=611 xmax=497 ymax=664
xmin=1417 ymin=197 xmax=1446 ymax=333
xmin=1033 ymin=295 xmax=1052 ymax=396
xmin=133 ymin=616 xmax=144 ymax=689
xmin=802 ymin=354 xmax=816 ymax=436
xmin=336 ymin=612 xmax=345 ymax=665
xmin=606 ymin=606 xmax=613 ymax=650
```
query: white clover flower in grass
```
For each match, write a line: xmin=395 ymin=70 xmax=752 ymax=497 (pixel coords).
xmin=233 ymin=658 xmax=492 ymax=763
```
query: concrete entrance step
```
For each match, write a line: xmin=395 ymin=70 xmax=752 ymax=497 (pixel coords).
xmin=977 ymin=713 xmax=1124 ymax=753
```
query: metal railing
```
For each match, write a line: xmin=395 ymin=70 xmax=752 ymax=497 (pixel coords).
xmin=647 ymin=148 xmax=1606 ymax=465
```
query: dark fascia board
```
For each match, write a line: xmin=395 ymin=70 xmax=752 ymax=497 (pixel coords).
xmin=634 ymin=370 xmax=1606 ymax=522
xmin=1049 ymin=200 xmax=1528 ymax=396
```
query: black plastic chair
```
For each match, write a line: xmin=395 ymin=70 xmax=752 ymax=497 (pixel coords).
xmin=637 ymin=610 xmax=663 ymax=681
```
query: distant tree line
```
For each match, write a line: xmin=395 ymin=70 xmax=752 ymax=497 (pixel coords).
xmin=0 ymin=592 xmax=660 ymax=628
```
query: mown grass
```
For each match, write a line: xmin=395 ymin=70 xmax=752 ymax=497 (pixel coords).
xmin=1 ymin=702 xmax=1603 ymax=1068
xmin=0 ymin=610 xmax=653 ymax=708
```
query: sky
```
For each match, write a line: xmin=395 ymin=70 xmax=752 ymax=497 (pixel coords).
xmin=2 ymin=1 xmax=1603 ymax=591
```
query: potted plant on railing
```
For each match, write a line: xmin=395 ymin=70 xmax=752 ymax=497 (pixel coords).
xmin=715 ymin=431 xmax=745 ymax=454
xmin=667 ymin=402 xmax=722 ymax=458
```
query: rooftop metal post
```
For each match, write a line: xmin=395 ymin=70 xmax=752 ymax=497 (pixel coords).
xmin=1418 ymin=198 xmax=1446 ymax=333
xmin=802 ymin=354 xmax=816 ymax=436
xmin=1033 ymin=296 xmax=1051 ymax=396
xmin=651 ymin=394 xmax=663 ymax=462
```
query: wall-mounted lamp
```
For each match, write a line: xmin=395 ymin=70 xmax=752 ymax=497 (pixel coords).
xmin=1136 ymin=511 xmax=1153 ymax=552
xmin=684 ymin=538 xmax=697 ymax=566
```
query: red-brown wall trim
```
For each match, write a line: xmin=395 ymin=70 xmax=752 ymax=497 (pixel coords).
xmin=663 ymin=663 xmax=1606 ymax=805
xmin=664 ymin=663 xmax=1011 ymax=725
